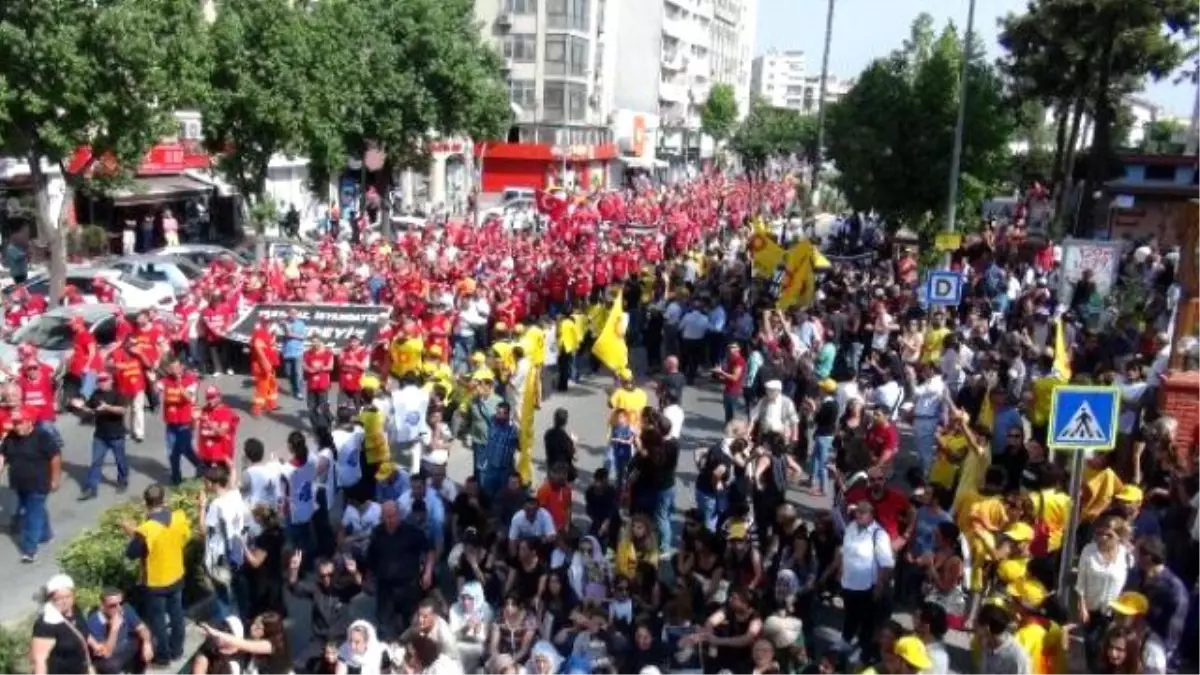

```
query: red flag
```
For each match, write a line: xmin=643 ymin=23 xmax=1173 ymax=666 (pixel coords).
xmin=535 ymin=189 xmax=568 ymax=220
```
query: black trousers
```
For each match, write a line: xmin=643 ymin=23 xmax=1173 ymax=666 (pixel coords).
xmin=681 ymin=338 xmax=706 ymax=383
xmin=375 ymin=580 xmax=422 ymax=640
xmin=842 ymin=586 xmax=889 ymax=661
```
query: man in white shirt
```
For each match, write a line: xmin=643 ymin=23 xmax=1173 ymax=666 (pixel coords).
xmin=507 ymin=494 xmax=556 ymax=557
xmin=455 ymin=293 xmax=490 ymax=370
xmin=661 ymin=390 xmax=685 ymax=440
xmin=678 ymin=302 xmax=711 ymax=384
xmin=201 ymin=464 xmax=249 ymax=608
xmin=391 ymin=377 xmax=430 ymax=474
xmin=909 ymin=363 xmax=947 ymax=475
xmin=750 ymin=380 xmax=799 ymax=442
xmin=871 ymin=372 xmax=903 ymax=420
xmin=839 ymin=501 xmax=894 ymax=657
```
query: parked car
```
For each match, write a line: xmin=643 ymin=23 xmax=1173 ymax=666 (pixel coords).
xmin=0 ymin=304 xmax=178 ymax=388
xmin=235 ymin=237 xmax=317 ymax=262
xmin=4 ymin=266 xmax=176 ymax=310
xmin=149 ymin=244 xmax=250 ymax=268
xmin=109 ymin=254 xmax=205 ymax=296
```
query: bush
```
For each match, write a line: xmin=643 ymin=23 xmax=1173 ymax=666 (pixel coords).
xmin=0 ymin=621 xmax=29 ymax=674
xmin=57 ymin=481 xmax=210 ymax=612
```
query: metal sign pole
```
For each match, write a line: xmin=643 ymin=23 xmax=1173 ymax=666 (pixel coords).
xmin=1057 ymin=449 xmax=1087 ymax=597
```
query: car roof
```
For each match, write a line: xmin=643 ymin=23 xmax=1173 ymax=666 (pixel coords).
xmin=114 ymin=254 xmax=194 ymax=266
xmin=154 ymin=244 xmax=231 ymax=253
xmin=39 ymin=303 xmax=125 ymax=322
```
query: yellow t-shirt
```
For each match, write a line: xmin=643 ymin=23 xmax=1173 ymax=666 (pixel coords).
xmin=922 ymin=327 xmax=950 ymax=364
xmin=1014 ymin=620 xmax=1053 ymax=675
xmin=492 ymin=341 xmax=515 ymax=377
xmin=1081 ymin=467 xmax=1123 ymax=521
xmin=390 ymin=337 xmax=424 ymax=377
xmin=930 ymin=432 xmax=969 ymax=489
xmin=558 ymin=317 xmax=581 ymax=353
xmin=521 ymin=327 xmax=547 ymax=367
xmin=609 ymin=387 xmax=648 ymax=430
xmin=422 ymin=360 xmax=454 ymax=396
xmin=1031 ymin=374 xmax=1066 ymax=427
xmin=359 ymin=407 xmax=389 ymax=464
xmin=1029 ymin=489 xmax=1071 ymax=552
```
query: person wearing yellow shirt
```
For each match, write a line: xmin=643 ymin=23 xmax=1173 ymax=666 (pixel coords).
xmin=469 ymin=351 xmax=495 ymax=383
xmin=556 ymin=311 xmax=582 ymax=392
xmin=422 ymin=346 xmax=454 ymax=400
xmin=389 ymin=329 xmax=424 ymax=382
xmin=1029 ymin=352 xmax=1067 ymax=439
xmin=358 ymin=379 xmax=390 ymax=495
xmin=1005 ymin=577 xmax=1067 ymax=675
xmin=921 ymin=314 xmax=950 ymax=365
xmin=1025 ymin=468 xmax=1071 ymax=583
xmin=1080 ymin=452 xmax=1123 ymax=524
xmin=955 ymin=468 xmax=1012 ymax=601
xmin=608 ymin=368 xmax=648 ymax=432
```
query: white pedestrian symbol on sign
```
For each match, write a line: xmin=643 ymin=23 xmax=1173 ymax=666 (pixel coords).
xmin=1058 ymin=401 xmax=1104 ymax=442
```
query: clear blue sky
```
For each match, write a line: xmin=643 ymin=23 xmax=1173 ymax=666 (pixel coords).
xmin=755 ymin=0 xmax=1197 ymax=118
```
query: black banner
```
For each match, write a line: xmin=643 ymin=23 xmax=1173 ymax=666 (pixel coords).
xmin=226 ymin=303 xmax=392 ymax=348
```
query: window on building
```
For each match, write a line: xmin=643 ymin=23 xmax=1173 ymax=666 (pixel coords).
xmin=543 ymin=81 xmax=566 ymax=121
xmin=544 ymin=36 xmax=566 ymax=75
xmin=1144 ymin=164 xmax=1176 ymax=181
xmin=548 ymin=0 xmax=589 ymax=30
xmin=569 ymin=36 xmax=588 ymax=75
xmin=785 ymin=85 xmax=803 ymax=96
xmin=545 ymin=36 xmax=588 ymax=76
xmin=508 ymin=79 xmax=536 ymax=110
xmin=567 ymin=82 xmax=588 ymax=121
xmin=503 ymin=34 xmax=537 ymax=62
xmin=505 ymin=0 xmax=537 ymax=14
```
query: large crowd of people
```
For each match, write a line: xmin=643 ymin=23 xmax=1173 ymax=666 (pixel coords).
xmin=7 ymin=171 xmax=1199 ymax=675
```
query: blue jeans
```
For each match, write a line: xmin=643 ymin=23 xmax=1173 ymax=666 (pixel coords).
xmin=17 ymin=491 xmax=52 ymax=557
xmin=810 ymin=435 xmax=834 ymax=493
xmin=480 ymin=470 xmax=510 ymax=501
xmin=146 ymin=588 xmax=185 ymax=661
xmin=695 ymin=489 xmax=727 ymax=532
xmin=913 ymin=418 xmax=939 ymax=476
xmin=654 ymin=486 xmax=675 ymax=549
xmin=165 ymin=424 xmax=200 ymax=485
xmin=283 ymin=357 xmax=303 ymax=398
xmin=722 ymin=394 xmax=740 ymax=424
xmin=79 ymin=372 xmax=98 ymax=399
xmin=452 ymin=334 xmax=474 ymax=374
xmin=85 ymin=436 xmax=128 ymax=491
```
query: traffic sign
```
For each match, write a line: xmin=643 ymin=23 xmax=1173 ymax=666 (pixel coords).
xmin=1048 ymin=386 xmax=1119 ymax=451
xmin=935 ymin=232 xmax=963 ymax=251
xmin=926 ymin=271 xmax=963 ymax=306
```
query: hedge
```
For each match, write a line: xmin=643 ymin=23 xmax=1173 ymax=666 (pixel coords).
xmin=0 ymin=482 xmax=210 ymax=673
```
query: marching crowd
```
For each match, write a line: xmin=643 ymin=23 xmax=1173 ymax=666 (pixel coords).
xmin=7 ymin=171 xmax=1200 ymax=675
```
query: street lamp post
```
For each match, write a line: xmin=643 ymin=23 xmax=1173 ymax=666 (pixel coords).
xmin=943 ymin=0 xmax=977 ymax=262
xmin=809 ymin=0 xmax=836 ymax=211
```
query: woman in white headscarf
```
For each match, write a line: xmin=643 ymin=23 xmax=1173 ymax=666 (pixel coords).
xmin=336 ymin=620 xmax=386 ymax=675
xmin=572 ymin=535 xmax=610 ymax=604
xmin=526 ymin=641 xmax=562 ymax=675
xmin=448 ymin=581 xmax=493 ymax=672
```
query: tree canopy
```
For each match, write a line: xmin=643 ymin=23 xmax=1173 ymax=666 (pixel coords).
xmin=824 ymin=14 xmax=1012 ymax=239
xmin=729 ymin=101 xmax=817 ymax=175
xmin=700 ymin=83 xmax=739 ymax=144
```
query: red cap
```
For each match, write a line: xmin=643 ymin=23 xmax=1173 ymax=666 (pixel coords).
xmin=17 ymin=343 xmax=34 ymax=357
xmin=97 ymin=371 xmax=113 ymax=382
xmin=204 ymin=385 xmax=221 ymax=400
xmin=10 ymin=406 xmax=35 ymax=423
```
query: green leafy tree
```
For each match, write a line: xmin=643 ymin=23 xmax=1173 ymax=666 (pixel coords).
xmin=201 ymin=0 xmax=314 ymax=220
xmin=1142 ymin=118 xmax=1189 ymax=153
xmin=824 ymin=15 xmax=1013 ymax=241
xmin=306 ymin=0 xmax=509 ymax=237
xmin=729 ymin=102 xmax=817 ymax=175
xmin=700 ymin=83 xmax=739 ymax=145
xmin=0 ymin=0 xmax=207 ymax=302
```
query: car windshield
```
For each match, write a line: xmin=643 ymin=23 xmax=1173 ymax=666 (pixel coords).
xmin=8 ymin=315 xmax=76 ymax=350
xmin=174 ymin=260 xmax=204 ymax=280
xmin=117 ymin=274 xmax=156 ymax=290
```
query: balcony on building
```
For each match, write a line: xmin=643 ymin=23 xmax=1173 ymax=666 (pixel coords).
xmin=662 ymin=48 xmax=687 ymax=72
xmin=659 ymin=78 xmax=689 ymax=104
xmin=1100 ymin=153 xmax=1199 ymax=246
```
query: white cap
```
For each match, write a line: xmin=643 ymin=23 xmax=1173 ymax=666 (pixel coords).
xmin=45 ymin=574 xmax=74 ymax=595
xmin=765 ymin=379 xmax=783 ymax=391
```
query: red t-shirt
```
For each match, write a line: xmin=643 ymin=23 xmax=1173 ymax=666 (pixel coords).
xmin=536 ymin=482 xmax=572 ymax=532
xmin=197 ymin=405 xmax=238 ymax=463
xmin=845 ymin=485 xmax=910 ymax=541
xmin=304 ymin=349 xmax=334 ymax=392
xmin=722 ymin=353 xmax=746 ymax=396
xmin=160 ymin=372 xmax=198 ymax=426
xmin=200 ymin=306 xmax=227 ymax=343
xmin=132 ymin=325 xmax=163 ymax=365
xmin=338 ymin=346 xmax=368 ymax=392
xmin=112 ymin=348 xmax=146 ymax=397
xmin=19 ymin=369 xmax=56 ymax=422
xmin=866 ymin=421 xmax=900 ymax=465
xmin=68 ymin=329 xmax=97 ymax=377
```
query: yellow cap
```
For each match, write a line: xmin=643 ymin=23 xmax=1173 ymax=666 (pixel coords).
xmin=997 ymin=559 xmax=1028 ymax=584
xmin=514 ymin=323 xmax=527 ymax=335
xmin=818 ymin=378 xmax=837 ymax=393
xmin=728 ymin=522 xmax=748 ymax=540
xmin=1109 ymin=591 xmax=1149 ymax=616
xmin=471 ymin=368 xmax=495 ymax=382
xmin=471 ymin=351 xmax=487 ymax=364
xmin=427 ymin=344 xmax=443 ymax=357
xmin=360 ymin=375 xmax=380 ymax=391
xmin=1004 ymin=522 xmax=1035 ymax=543
xmin=893 ymin=636 xmax=933 ymax=671
xmin=1115 ymin=485 xmax=1143 ymax=503
xmin=495 ymin=322 xmax=509 ymax=332
xmin=1005 ymin=577 xmax=1048 ymax=609
xmin=376 ymin=462 xmax=397 ymax=481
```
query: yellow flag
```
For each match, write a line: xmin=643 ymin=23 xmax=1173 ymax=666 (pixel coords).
xmin=517 ymin=365 xmax=538 ymax=485
xmin=590 ymin=290 xmax=628 ymax=373
xmin=813 ymin=249 xmax=831 ymax=270
xmin=749 ymin=230 xmax=786 ymax=278
xmin=777 ymin=241 xmax=816 ymax=310
xmin=979 ymin=385 xmax=995 ymax=432
xmin=1054 ymin=317 xmax=1072 ymax=381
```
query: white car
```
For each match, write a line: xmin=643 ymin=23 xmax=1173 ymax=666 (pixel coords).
xmin=482 ymin=198 xmax=537 ymax=231
xmin=149 ymin=244 xmax=250 ymax=268
xmin=6 ymin=265 xmax=176 ymax=310
xmin=110 ymin=254 xmax=205 ymax=296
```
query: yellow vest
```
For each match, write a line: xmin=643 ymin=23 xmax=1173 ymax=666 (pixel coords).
xmin=522 ymin=327 xmax=547 ymax=367
xmin=558 ymin=317 xmax=581 ymax=353
xmin=136 ymin=509 xmax=190 ymax=589
xmin=390 ymin=338 xmax=424 ymax=377
xmin=360 ymin=406 xmax=388 ymax=464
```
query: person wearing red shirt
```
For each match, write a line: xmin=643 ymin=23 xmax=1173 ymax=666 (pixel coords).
xmin=199 ymin=294 xmax=230 ymax=376
xmin=64 ymin=316 xmax=99 ymax=410
xmin=159 ymin=359 xmax=201 ymax=485
xmin=712 ymin=343 xmax=746 ymax=424
xmin=865 ymin=405 xmax=901 ymax=468
xmin=111 ymin=339 xmax=148 ymax=441
xmin=424 ymin=308 xmax=452 ymax=362
xmin=93 ymin=276 xmax=118 ymax=304
xmin=844 ymin=466 xmax=913 ymax=550
xmin=338 ymin=335 xmax=369 ymax=406
xmin=303 ymin=337 xmax=335 ymax=421
xmin=19 ymin=356 xmax=57 ymax=427
xmin=197 ymin=386 xmax=239 ymax=471
xmin=132 ymin=311 xmax=164 ymax=411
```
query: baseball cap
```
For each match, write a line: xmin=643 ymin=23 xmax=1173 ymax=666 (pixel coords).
xmin=997 ymin=559 xmax=1028 ymax=584
xmin=204 ymin=385 xmax=221 ymax=400
xmin=894 ymin=636 xmax=933 ymax=671
xmin=1109 ymin=591 xmax=1149 ymax=616
xmin=818 ymin=378 xmax=837 ymax=393
xmin=764 ymin=379 xmax=783 ymax=391
xmin=1005 ymin=577 xmax=1048 ymax=609
xmin=1115 ymin=485 xmax=1143 ymax=503
xmin=470 ymin=352 xmax=487 ymax=364
xmin=45 ymin=573 xmax=74 ymax=595
xmin=1004 ymin=522 xmax=1035 ymax=543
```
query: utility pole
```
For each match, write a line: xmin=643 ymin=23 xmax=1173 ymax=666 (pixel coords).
xmin=809 ymin=0 xmax=836 ymax=212
xmin=943 ymin=0 xmax=977 ymax=261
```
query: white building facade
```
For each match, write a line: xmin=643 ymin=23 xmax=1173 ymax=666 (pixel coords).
xmin=749 ymin=50 xmax=807 ymax=110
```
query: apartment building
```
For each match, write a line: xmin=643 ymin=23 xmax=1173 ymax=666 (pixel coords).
xmin=749 ymin=50 xmax=807 ymax=110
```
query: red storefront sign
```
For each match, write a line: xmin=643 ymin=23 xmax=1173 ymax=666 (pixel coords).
xmin=67 ymin=141 xmax=211 ymax=176
xmin=428 ymin=140 xmax=466 ymax=154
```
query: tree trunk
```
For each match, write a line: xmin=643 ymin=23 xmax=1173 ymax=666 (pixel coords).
xmin=1055 ymin=96 xmax=1088 ymax=232
xmin=1049 ymin=101 xmax=1070 ymax=189
xmin=1078 ymin=15 xmax=1117 ymax=237
xmin=29 ymin=155 xmax=68 ymax=305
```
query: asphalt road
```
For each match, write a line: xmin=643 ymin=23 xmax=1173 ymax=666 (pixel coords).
xmin=1 ymin=355 xmax=978 ymax=671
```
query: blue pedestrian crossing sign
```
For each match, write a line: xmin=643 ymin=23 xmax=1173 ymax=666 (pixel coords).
xmin=926 ymin=271 xmax=963 ymax=306
xmin=1049 ymin=386 xmax=1120 ymax=451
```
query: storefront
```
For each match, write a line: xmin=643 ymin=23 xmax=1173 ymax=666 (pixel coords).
xmin=474 ymin=141 xmax=617 ymax=194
